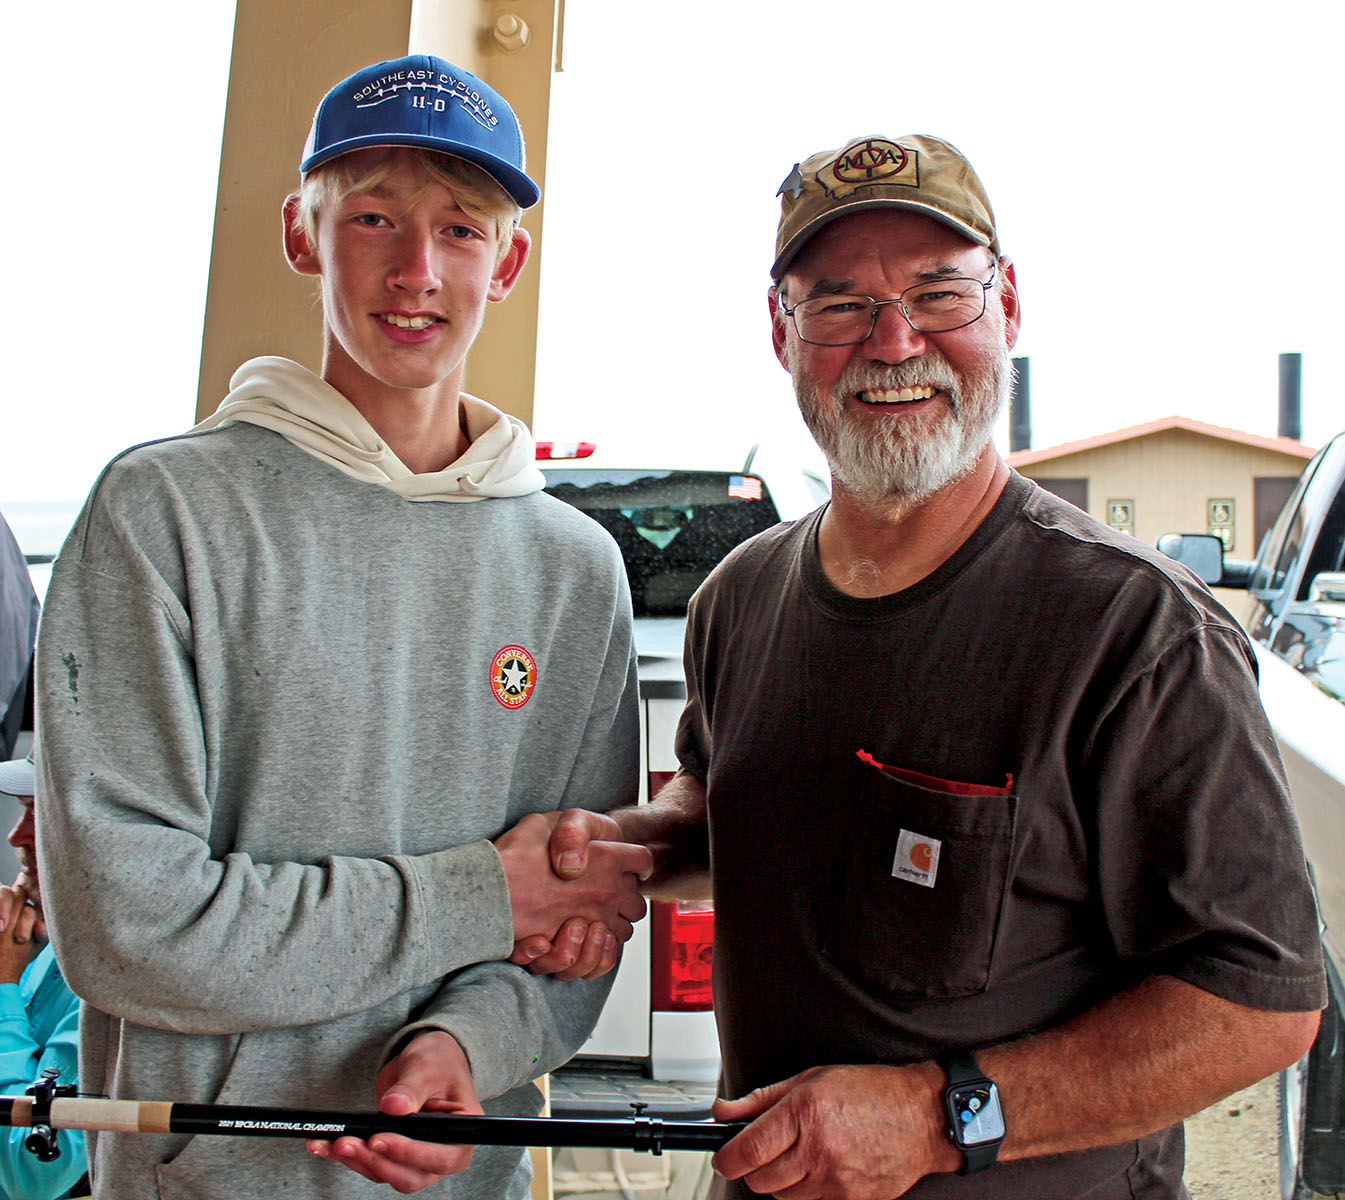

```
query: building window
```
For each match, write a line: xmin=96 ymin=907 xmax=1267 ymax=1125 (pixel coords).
xmin=1107 ymin=500 xmax=1135 ymax=536
xmin=1208 ymin=499 xmax=1235 ymax=551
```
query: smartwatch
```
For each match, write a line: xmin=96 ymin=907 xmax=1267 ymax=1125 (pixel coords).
xmin=942 ymin=1052 xmax=1005 ymax=1174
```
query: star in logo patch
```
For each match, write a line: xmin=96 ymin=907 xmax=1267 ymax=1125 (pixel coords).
xmin=490 ymin=645 xmax=538 ymax=709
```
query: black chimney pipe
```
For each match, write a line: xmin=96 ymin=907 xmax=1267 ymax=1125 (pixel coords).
xmin=1279 ymin=353 xmax=1302 ymax=441
xmin=1010 ymin=357 xmax=1031 ymax=453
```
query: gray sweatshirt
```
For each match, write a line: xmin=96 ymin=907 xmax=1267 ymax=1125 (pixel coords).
xmin=35 ymin=361 xmax=639 ymax=1198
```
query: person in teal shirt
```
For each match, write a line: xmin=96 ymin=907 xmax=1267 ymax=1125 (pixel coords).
xmin=0 ymin=751 xmax=85 ymax=1200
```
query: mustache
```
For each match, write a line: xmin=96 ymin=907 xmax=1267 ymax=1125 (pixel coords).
xmin=834 ymin=357 xmax=960 ymax=399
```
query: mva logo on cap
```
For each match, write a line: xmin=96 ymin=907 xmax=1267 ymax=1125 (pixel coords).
xmin=771 ymin=133 xmax=999 ymax=279
xmin=818 ymin=138 xmax=921 ymax=197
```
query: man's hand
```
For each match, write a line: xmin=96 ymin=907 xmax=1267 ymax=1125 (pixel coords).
xmin=710 ymin=1063 xmax=957 ymax=1200
xmin=0 ymin=879 xmax=42 ymax=986
xmin=535 ymin=808 xmax=627 ymax=880
xmin=307 ymin=1030 xmax=481 ymax=1193
xmin=497 ymin=811 xmax=650 ymax=980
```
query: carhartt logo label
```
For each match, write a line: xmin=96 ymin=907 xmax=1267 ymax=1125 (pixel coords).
xmin=352 ymin=70 xmax=499 ymax=131
xmin=491 ymin=645 xmax=537 ymax=709
xmin=893 ymin=829 xmax=940 ymax=888
xmin=819 ymin=139 xmax=920 ymax=199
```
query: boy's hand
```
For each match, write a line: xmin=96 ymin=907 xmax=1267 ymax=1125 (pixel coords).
xmin=307 ymin=1030 xmax=480 ymax=1191
xmin=512 ymin=915 xmax=622 ymax=981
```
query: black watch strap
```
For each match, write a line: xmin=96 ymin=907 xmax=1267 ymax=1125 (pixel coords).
xmin=943 ymin=1052 xmax=984 ymax=1085
xmin=958 ymin=1135 xmax=1000 ymax=1174
xmin=942 ymin=1052 xmax=1002 ymax=1174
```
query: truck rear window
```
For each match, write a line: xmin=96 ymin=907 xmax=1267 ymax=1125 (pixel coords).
xmin=543 ymin=469 xmax=782 ymax=616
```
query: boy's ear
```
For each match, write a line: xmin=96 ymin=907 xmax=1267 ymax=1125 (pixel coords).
xmin=282 ymin=194 xmax=319 ymax=277
xmin=487 ymin=227 xmax=532 ymax=303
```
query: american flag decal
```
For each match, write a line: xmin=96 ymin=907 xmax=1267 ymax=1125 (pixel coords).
xmin=728 ymin=476 xmax=762 ymax=501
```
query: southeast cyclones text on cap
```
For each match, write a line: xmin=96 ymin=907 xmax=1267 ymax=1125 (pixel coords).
xmin=298 ymin=54 xmax=540 ymax=208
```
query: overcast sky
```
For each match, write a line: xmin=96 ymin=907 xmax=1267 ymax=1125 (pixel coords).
xmin=5 ymin=0 xmax=1342 ymax=512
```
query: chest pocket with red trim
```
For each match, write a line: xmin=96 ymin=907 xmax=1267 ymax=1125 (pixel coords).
xmin=821 ymin=749 xmax=1019 ymax=1001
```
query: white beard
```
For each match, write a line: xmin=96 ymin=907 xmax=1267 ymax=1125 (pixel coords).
xmin=790 ymin=339 xmax=1013 ymax=512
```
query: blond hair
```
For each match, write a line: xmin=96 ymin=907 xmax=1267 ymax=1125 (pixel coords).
xmin=294 ymin=147 xmax=522 ymax=264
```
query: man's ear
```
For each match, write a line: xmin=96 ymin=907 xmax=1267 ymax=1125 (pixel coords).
xmin=282 ymin=194 xmax=320 ymax=277
xmin=488 ymin=227 xmax=533 ymax=303
xmin=768 ymin=286 xmax=791 ymax=370
xmin=997 ymin=257 xmax=1021 ymax=351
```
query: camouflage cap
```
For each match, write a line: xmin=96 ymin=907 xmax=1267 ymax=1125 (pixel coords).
xmin=772 ymin=134 xmax=999 ymax=280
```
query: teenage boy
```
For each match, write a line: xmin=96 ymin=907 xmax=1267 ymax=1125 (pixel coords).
xmin=36 ymin=55 xmax=647 ymax=1199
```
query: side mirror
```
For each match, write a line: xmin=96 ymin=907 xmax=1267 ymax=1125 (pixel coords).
xmin=1156 ymin=533 xmax=1225 ymax=585
xmin=1308 ymin=572 xmax=1345 ymax=603
xmin=1155 ymin=533 xmax=1254 ymax=590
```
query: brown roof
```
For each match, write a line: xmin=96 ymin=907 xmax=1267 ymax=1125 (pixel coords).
xmin=1006 ymin=414 xmax=1316 ymax=468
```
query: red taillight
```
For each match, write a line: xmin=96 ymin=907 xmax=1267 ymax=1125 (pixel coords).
xmin=646 ymin=770 xmax=715 ymax=1011
xmin=535 ymin=441 xmax=597 ymax=460
xmin=651 ymin=900 xmax=714 ymax=1011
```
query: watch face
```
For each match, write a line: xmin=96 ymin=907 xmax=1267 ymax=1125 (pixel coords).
xmin=949 ymin=1083 xmax=1005 ymax=1146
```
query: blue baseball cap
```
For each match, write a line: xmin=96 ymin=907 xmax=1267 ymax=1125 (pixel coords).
xmin=300 ymin=55 xmax=540 ymax=209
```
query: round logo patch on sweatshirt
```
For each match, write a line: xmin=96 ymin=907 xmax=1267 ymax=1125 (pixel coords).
xmin=491 ymin=645 xmax=537 ymax=709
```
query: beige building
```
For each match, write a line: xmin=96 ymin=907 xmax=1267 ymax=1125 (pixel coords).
xmin=1007 ymin=415 xmax=1314 ymax=562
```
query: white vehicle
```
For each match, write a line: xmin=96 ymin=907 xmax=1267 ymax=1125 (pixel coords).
xmin=1160 ymin=429 xmax=1345 ymax=1199
xmin=539 ymin=443 xmax=829 ymax=1120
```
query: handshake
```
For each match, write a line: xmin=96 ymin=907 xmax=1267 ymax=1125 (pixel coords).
xmin=495 ymin=809 xmax=651 ymax=982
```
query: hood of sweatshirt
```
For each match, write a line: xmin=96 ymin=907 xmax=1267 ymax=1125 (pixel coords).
xmin=192 ymin=357 xmax=545 ymax=503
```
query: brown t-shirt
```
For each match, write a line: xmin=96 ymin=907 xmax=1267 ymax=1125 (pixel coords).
xmin=679 ymin=473 xmax=1325 ymax=1199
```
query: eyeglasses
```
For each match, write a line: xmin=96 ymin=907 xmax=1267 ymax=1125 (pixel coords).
xmin=778 ymin=264 xmax=997 ymax=346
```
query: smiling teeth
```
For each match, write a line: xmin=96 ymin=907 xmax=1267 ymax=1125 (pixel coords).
xmin=860 ymin=386 xmax=937 ymax=404
xmin=382 ymin=314 xmax=436 ymax=329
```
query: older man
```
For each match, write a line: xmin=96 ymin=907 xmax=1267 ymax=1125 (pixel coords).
xmin=541 ymin=135 xmax=1327 ymax=1198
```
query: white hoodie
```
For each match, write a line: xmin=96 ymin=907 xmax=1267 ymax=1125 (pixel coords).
xmin=193 ymin=356 xmax=545 ymax=502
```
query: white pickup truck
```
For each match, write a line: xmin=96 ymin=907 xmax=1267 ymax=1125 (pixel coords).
xmin=538 ymin=445 xmax=828 ymax=1134
xmin=1161 ymin=428 xmax=1345 ymax=1200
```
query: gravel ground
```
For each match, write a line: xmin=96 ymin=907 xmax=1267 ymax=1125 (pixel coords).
xmin=1185 ymin=1073 xmax=1281 ymax=1199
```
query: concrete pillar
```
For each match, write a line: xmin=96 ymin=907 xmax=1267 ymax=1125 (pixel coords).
xmin=195 ymin=0 xmax=415 ymax=420
xmin=424 ymin=1 xmax=560 ymax=426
